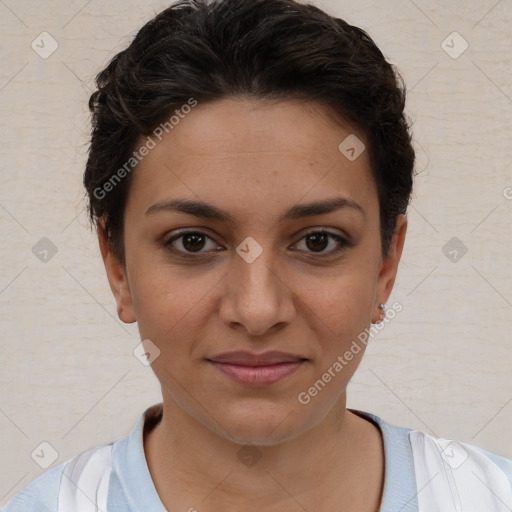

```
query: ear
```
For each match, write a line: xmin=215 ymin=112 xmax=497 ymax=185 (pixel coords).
xmin=372 ymin=214 xmax=407 ymax=323
xmin=97 ymin=224 xmax=136 ymax=324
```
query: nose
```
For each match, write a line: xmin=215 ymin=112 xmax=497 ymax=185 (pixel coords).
xmin=218 ymin=241 xmax=296 ymax=337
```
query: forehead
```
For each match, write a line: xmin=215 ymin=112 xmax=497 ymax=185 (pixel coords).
xmin=155 ymin=98 xmax=363 ymax=164
xmin=127 ymin=98 xmax=378 ymax=221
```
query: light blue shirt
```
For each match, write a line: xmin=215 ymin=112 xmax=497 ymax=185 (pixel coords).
xmin=3 ymin=405 xmax=512 ymax=511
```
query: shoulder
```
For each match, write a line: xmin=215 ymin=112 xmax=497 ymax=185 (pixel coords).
xmin=409 ymin=428 xmax=512 ymax=479
xmin=358 ymin=409 xmax=512 ymax=485
xmin=2 ymin=406 xmax=157 ymax=512
xmin=471 ymin=443 xmax=512 ymax=480
xmin=408 ymin=429 xmax=512 ymax=509
xmin=1 ymin=461 xmax=65 ymax=512
xmin=2 ymin=443 xmax=114 ymax=512
xmin=352 ymin=409 xmax=512 ymax=511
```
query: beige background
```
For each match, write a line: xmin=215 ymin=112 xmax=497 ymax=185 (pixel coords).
xmin=1 ymin=0 xmax=511 ymax=503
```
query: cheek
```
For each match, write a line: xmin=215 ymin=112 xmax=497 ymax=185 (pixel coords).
xmin=132 ymin=277 xmax=203 ymax=339
xmin=291 ymin=262 xmax=379 ymax=342
xmin=127 ymin=253 xmax=223 ymax=356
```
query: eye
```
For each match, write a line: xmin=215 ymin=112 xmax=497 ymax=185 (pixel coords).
xmin=163 ymin=231 xmax=221 ymax=255
xmin=162 ymin=229 xmax=352 ymax=257
xmin=293 ymin=230 xmax=352 ymax=256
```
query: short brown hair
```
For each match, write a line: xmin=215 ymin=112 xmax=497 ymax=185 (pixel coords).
xmin=84 ymin=0 xmax=415 ymax=261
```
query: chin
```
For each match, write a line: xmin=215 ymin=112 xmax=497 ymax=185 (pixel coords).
xmin=213 ymin=404 xmax=309 ymax=446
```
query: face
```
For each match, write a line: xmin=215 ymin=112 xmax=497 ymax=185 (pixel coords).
xmin=100 ymin=98 xmax=406 ymax=445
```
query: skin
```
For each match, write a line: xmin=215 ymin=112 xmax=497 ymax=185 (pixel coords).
xmin=99 ymin=97 xmax=407 ymax=512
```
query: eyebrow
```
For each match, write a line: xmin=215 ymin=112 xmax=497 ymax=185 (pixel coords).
xmin=145 ymin=197 xmax=365 ymax=222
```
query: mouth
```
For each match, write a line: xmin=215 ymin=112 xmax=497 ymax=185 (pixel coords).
xmin=206 ymin=351 xmax=307 ymax=387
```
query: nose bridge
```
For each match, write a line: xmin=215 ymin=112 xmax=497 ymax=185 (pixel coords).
xmin=220 ymin=234 xmax=293 ymax=335
xmin=235 ymin=234 xmax=280 ymax=304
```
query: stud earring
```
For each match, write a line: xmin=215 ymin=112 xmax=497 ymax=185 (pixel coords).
xmin=378 ymin=303 xmax=386 ymax=322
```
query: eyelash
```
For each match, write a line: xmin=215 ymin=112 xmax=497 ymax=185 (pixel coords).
xmin=162 ymin=230 xmax=352 ymax=258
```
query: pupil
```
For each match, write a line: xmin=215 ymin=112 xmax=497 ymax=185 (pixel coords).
xmin=306 ymin=233 xmax=328 ymax=252
xmin=183 ymin=234 xmax=205 ymax=252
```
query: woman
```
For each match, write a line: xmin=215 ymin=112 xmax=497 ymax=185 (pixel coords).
xmin=4 ymin=0 xmax=512 ymax=511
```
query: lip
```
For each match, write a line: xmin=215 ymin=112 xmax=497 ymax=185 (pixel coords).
xmin=208 ymin=350 xmax=306 ymax=366
xmin=207 ymin=351 xmax=307 ymax=387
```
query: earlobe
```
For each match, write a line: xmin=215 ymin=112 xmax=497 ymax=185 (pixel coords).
xmin=97 ymin=225 xmax=136 ymax=324
xmin=373 ymin=215 xmax=407 ymax=322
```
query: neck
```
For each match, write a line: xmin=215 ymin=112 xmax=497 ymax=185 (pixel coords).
xmin=144 ymin=394 xmax=384 ymax=511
